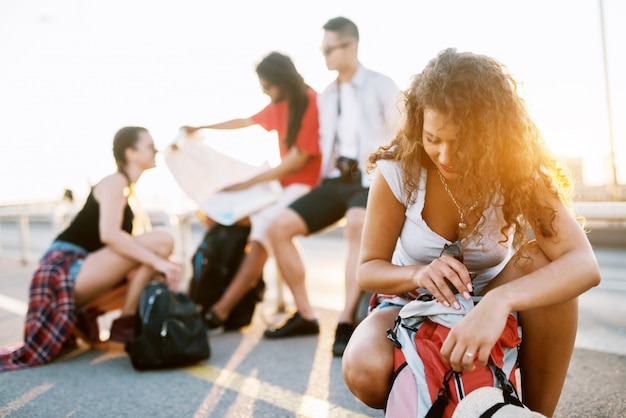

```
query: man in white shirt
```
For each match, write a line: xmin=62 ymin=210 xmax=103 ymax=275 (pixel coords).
xmin=265 ymin=16 xmax=401 ymax=357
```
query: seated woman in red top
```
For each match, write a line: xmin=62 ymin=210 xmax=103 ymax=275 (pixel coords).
xmin=183 ymin=51 xmax=321 ymax=332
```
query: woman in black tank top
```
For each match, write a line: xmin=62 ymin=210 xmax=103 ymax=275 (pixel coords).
xmin=56 ymin=127 xmax=183 ymax=345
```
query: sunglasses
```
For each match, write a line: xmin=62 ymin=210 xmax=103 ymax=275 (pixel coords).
xmin=440 ymin=240 xmax=464 ymax=262
xmin=440 ymin=240 xmax=477 ymax=286
xmin=320 ymin=41 xmax=352 ymax=56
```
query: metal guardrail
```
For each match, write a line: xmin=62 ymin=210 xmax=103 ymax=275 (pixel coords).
xmin=0 ymin=200 xmax=287 ymax=310
xmin=572 ymin=201 xmax=626 ymax=222
xmin=0 ymin=200 xmax=197 ymax=270
xmin=0 ymin=200 xmax=73 ymax=265
xmin=2 ymin=200 xmax=625 ymax=266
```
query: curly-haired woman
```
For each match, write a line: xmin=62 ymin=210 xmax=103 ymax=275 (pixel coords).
xmin=341 ymin=48 xmax=600 ymax=416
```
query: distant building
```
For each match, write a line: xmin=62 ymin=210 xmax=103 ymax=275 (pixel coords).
xmin=560 ymin=156 xmax=625 ymax=201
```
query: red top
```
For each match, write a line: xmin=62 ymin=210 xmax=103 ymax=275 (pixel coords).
xmin=251 ymin=88 xmax=321 ymax=188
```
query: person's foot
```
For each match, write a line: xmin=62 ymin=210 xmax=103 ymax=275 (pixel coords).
xmin=109 ymin=315 xmax=136 ymax=343
xmin=263 ymin=312 xmax=319 ymax=339
xmin=332 ymin=322 xmax=354 ymax=357
xmin=204 ymin=309 xmax=225 ymax=335
xmin=74 ymin=307 xmax=104 ymax=347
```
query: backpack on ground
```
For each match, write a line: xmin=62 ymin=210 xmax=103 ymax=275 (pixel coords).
xmin=385 ymin=295 xmax=522 ymax=418
xmin=126 ymin=280 xmax=210 ymax=370
xmin=188 ymin=223 xmax=265 ymax=330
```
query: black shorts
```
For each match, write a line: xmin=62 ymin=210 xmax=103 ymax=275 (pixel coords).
xmin=289 ymin=175 xmax=369 ymax=234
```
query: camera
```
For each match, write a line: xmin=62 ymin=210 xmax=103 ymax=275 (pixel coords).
xmin=336 ymin=156 xmax=359 ymax=179
xmin=440 ymin=241 xmax=476 ymax=294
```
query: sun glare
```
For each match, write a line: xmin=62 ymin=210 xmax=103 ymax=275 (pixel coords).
xmin=0 ymin=0 xmax=624 ymax=205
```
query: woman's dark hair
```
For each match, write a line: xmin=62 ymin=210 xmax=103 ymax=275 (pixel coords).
xmin=112 ymin=126 xmax=148 ymax=175
xmin=256 ymin=52 xmax=309 ymax=149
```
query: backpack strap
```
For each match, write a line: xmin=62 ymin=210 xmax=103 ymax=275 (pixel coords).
xmin=490 ymin=357 xmax=524 ymax=408
xmin=424 ymin=368 xmax=455 ymax=418
xmin=478 ymin=401 xmax=508 ymax=418
xmin=426 ymin=357 xmax=524 ymax=418
xmin=477 ymin=362 xmax=526 ymax=417
xmin=386 ymin=315 xmax=402 ymax=348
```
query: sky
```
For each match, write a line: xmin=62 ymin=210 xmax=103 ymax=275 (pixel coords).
xmin=0 ymin=0 xmax=624 ymax=210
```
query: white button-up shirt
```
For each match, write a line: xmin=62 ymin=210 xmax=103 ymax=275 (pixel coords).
xmin=317 ymin=63 xmax=402 ymax=187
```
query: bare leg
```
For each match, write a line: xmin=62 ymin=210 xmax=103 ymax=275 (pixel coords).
xmin=342 ymin=307 xmax=400 ymax=409
xmin=483 ymin=241 xmax=578 ymax=417
xmin=519 ymin=298 xmax=577 ymax=416
xmin=211 ymin=241 xmax=267 ymax=320
xmin=337 ymin=207 xmax=365 ymax=325
xmin=267 ymin=209 xmax=315 ymax=320
xmin=74 ymin=230 xmax=174 ymax=313
xmin=119 ymin=264 xmax=156 ymax=315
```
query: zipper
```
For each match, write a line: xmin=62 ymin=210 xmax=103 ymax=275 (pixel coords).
xmin=194 ymin=243 xmax=208 ymax=278
xmin=160 ymin=318 xmax=186 ymax=337
xmin=454 ymin=371 xmax=465 ymax=400
xmin=142 ymin=287 xmax=165 ymax=325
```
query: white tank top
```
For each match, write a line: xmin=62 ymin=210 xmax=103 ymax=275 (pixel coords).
xmin=377 ymin=159 xmax=514 ymax=295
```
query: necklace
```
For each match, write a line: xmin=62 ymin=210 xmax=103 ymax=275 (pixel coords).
xmin=437 ymin=170 xmax=479 ymax=230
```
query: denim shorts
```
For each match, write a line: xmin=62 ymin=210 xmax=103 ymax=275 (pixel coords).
xmin=43 ymin=240 xmax=88 ymax=282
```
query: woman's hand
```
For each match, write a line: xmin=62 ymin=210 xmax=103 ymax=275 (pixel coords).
xmin=182 ymin=125 xmax=201 ymax=135
xmin=153 ymin=258 xmax=183 ymax=291
xmin=221 ymin=180 xmax=251 ymax=192
xmin=413 ymin=255 xmax=473 ymax=309
xmin=440 ymin=297 xmax=510 ymax=372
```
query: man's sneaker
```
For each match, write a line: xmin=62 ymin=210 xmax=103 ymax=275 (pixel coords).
xmin=263 ymin=312 xmax=319 ymax=339
xmin=332 ymin=322 xmax=355 ymax=357
xmin=204 ymin=310 xmax=225 ymax=335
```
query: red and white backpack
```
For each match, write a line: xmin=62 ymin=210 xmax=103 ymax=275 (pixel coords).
xmin=384 ymin=295 xmax=523 ymax=418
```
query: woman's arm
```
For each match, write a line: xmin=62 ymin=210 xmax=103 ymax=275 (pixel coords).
xmin=441 ymin=190 xmax=601 ymax=371
xmin=183 ymin=118 xmax=254 ymax=134
xmin=357 ymin=170 xmax=410 ymax=293
xmin=358 ymin=170 xmax=474 ymax=307
xmin=221 ymin=147 xmax=311 ymax=191
xmin=359 ymin=170 xmax=443 ymax=295
xmin=484 ymin=196 xmax=600 ymax=312
xmin=95 ymin=174 xmax=177 ymax=276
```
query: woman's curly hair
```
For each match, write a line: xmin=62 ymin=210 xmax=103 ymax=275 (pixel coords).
xmin=370 ymin=48 xmax=573 ymax=250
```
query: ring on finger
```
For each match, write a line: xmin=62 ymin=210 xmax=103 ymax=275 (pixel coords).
xmin=464 ymin=352 xmax=474 ymax=358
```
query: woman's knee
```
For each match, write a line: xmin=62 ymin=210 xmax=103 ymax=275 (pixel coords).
xmin=267 ymin=209 xmax=305 ymax=243
xmin=343 ymin=344 xmax=390 ymax=408
xmin=342 ymin=310 xmax=397 ymax=408
xmin=140 ymin=230 xmax=175 ymax=257
xmin=343 ymin=208 xmax=365 ymax=243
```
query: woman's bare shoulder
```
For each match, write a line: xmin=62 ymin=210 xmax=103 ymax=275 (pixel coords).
xmin=92 ymin=172 xmax=128 ymax=200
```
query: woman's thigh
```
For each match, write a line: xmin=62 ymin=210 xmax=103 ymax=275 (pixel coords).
xmin=75 ymin=231 xmax=173 ymax=293
xmin=343 ymin=307 xmax=400 ymax=399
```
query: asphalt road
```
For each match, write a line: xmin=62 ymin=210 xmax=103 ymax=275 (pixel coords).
xmin=0 ymin=220 xmax=625 ymax=417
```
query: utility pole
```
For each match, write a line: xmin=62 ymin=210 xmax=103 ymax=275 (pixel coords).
xmin=599 ymin=0 xmax=619 ymax=200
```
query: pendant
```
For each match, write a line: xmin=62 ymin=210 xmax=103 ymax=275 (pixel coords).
xmin=458 ymin=222 xmax=467 ymax=229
